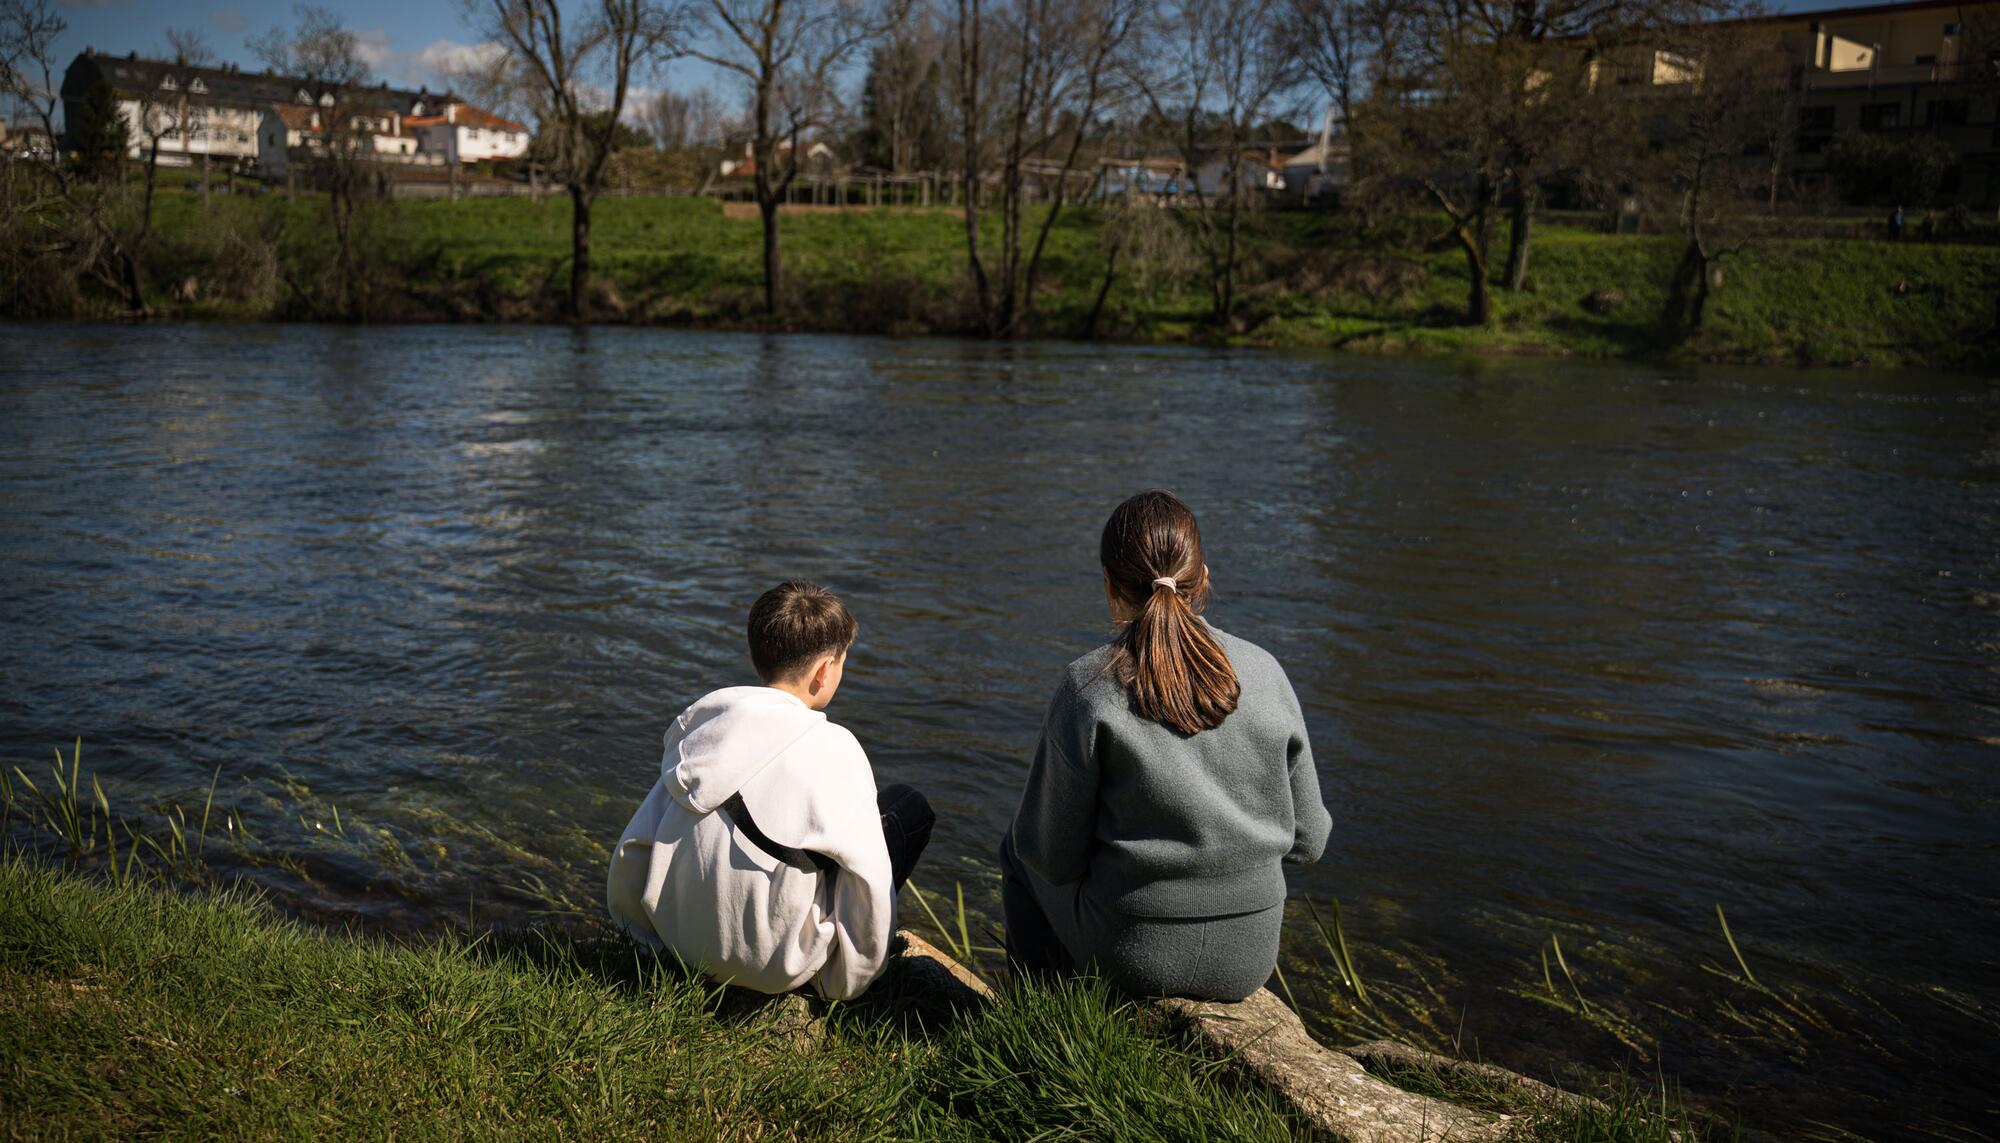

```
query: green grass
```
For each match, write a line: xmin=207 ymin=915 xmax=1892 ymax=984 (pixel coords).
xmin=0 ymin=855 xmax=1315 ymax=1141
xmin=65 ymin=184 xmax=2000 ymax=369
xmin=1 ymin=742 xmax=1726 ymax=1141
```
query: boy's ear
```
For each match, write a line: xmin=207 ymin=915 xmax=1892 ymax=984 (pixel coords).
xmin=809 ymin=653 xmax=835 ymax=692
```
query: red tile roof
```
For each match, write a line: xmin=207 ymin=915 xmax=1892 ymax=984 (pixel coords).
xmin=404 ymin=103 xmax=527 ymax=134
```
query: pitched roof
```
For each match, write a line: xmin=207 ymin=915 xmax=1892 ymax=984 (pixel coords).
xmin=62 ymin=50 xmax=449 ymax=116
xmin=270 ymin=104 xmax=321 ymax=132
xmin=403 ymin=103 xmax=527 ymax=133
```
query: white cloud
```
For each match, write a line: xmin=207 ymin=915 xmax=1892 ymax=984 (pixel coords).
xmin=413 ymin=38 xmax=506 ymax=80
xmin=353 ymin=27 xmax=398 ymax=79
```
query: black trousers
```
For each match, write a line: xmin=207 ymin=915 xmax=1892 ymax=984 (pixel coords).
xmin=878 ymin=783 xmax=934 ymax=892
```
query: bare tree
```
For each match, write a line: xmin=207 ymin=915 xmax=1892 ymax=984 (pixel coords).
xmin=955 ymin=0 xmax=1138 ymax=336
xmin=1 ymin=0 xmax=152 ymax=312
xmin=463 ymin=0 xmax=684 ymax=319
xmin=1354 ymin=8 xmax=1514 ymax=325
xmin=642 ymin=86 xmax=695 ymax=148
xmin=692 ymin=0 xmax=905 ymax=318
xmin=252 ymin=5 xmax=378 ymax=321
xmin=1284 ymin=0 xmax=1413 ymax=223
xmin=1130 ymin=0 xmax=1296 ymax=326
xmin=860 ymin=8 xmax=948 ymax=173
xmin=1648 ymin=17 xmax=1784 ymax=331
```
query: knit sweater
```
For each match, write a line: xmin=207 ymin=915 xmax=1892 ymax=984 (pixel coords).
xmin=1005 ymin=626 xmax=1332 ymax=918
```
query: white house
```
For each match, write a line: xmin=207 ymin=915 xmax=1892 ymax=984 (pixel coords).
xmin=257 ymin=102 xmax=421 ymax=178
xmin=61 ymin=50 xmax=450 ymax=174
xmin=1193 ymin=149 xmax=1291 ymax=198
xmin=2 ymin=123 xmax=56 ymax=161
xmin=1279 ymin=137 xmax=1350 ymax=201
xmin=404 ymin=102 xmax=529 ymax=164
xmin=719 ymin=138 xmax=837 ymax=178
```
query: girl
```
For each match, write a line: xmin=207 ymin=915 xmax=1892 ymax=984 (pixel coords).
xmin=999 ymin=489 xmax=1331 ymax=1001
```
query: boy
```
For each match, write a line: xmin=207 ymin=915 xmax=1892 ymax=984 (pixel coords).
xmin=606 ymin=581 xmax=933 ymax=1000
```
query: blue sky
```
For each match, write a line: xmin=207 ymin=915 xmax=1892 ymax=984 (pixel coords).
xmin=45 ymin=0 xmax=728 ymax=102
xmin=41 ymin=0 xmax=1865 ymax=124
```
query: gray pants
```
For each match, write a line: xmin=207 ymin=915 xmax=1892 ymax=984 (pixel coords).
xmin=999 ymin=835 xmax=1283 ymax=1002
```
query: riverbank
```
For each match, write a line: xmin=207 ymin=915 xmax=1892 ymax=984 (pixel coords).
xmin=23 ymin=190 xmax=2000 ymax=370
xmin=0 ymin=856 xmax=1711 ymax=1141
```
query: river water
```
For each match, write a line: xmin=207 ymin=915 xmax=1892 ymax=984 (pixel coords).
xmin=1 ymin=323 xmax=1994 ymax=1139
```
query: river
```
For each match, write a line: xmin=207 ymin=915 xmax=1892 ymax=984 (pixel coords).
xmin=1 ymin=323 xmax=1994 ymax=1140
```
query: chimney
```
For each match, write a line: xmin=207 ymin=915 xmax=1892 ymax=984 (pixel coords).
xmin=447 ymin=103 xmax=456 ymax=123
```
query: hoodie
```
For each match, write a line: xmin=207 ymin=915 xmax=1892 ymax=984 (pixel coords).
xmin=605 ymin=686 xmax=896 ymax=1000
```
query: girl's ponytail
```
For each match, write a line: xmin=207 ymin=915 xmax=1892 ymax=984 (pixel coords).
xmin=1101 ymin=491 xmax=1240 ymax=735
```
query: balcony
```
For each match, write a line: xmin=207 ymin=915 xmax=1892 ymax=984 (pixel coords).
xmin=1801 ymin=61 xmax=1973 ymax=90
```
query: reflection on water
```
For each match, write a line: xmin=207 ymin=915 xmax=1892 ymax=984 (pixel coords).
xmin=2 ymin=323 xmax=1995 ymax=1139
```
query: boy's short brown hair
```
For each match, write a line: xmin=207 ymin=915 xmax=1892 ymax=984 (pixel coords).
xmin=747 ymin=581 xmax=857 ymax=682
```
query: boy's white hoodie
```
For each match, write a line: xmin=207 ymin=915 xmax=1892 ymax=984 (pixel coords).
xmin=605 ymin=686 xmax=896 ymax=1000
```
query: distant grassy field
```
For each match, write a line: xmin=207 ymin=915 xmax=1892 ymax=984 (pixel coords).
xmin=83 ymin=187 xmax=2000 ymax=368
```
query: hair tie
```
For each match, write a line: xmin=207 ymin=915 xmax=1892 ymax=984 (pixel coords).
xmin=1152 ymin=576 xmax=1178 ymax=593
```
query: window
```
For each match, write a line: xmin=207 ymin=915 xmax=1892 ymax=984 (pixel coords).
xmin=1797 ymin=104 xmax=1836 ymax=153
xmin=1861 ymin=102 xmax=1901 ymax=130
xmin=1927 ymin=98 xmax=1969 ymax=127
xmin=189 ymin=78 xmax=207 ymax=94
xmin=160 ymin=75 xmax=178 ymax=91
xmin=469 ymin=127 xmax=481 ymax=138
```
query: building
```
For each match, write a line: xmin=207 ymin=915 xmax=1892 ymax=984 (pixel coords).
xmin=60 ymin=49 xmax=514 ymax=178
xmin=1279 ymin=138 xmax=1350 ymax=202
xmin=2 ymin=123 xmax=55 ymax=161
xmin=60 ymin=51 xmax=276 ymax=168
xmin=403 ymin=102 xmax=530 ymax=164
xmin=1612 ymin=0 xmax=2000 ymax=206
xmin=719 ymin=138 xmax=837 ymax=178
xmin=1193 ymin=149 xmax=1293 ymax=199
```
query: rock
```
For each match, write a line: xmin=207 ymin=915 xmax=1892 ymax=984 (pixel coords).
xmin=865 ymin=930 xmax=997 ymax=1026
xmin=1582 ymin=287 xmax=1625 ymax=315
xmin=714 ymin=985 xmax=824 ymax=1046
xmin=171 ymin=277 xmax=200 ymax=303
xmin=1156 ymin=989 xmax=1508 ymax=1143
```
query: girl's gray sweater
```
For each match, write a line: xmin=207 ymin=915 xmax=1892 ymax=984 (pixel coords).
xmin=1005 ymin=626 xmax=1332 ymax=918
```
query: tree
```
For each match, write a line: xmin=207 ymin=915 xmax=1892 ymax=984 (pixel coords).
xmin=693 ymin=0 xmax=904 ymax=318
xmin=1824 ymin=132 xmax=1953 ymax=210
xmin=252 ymin=5 xmax=376 ymax=321
xmin=464 ymin=0 xmax=684 ymax=319
xmin=858 ymin=14 xmax=949 ymax=172
xmin=954 ymin=0 xmax=1138 ymax=336
xmin=1650 ymin=6 xmax=1792 ymax=331
xmin=1283 ymin=0 xmax=1414 ymax=222
xmin=2 ymin=0 xmax=153 ymax=312
xmin=641 ymin=86 xmax=737 ymax=190
xmin=1356 ymin=15 xmax=1512 ymax=325
xmin=67 ymin=79 xmax=129 ymax=181
xmin=1130 ymin=0 xmax=1295 ymax=327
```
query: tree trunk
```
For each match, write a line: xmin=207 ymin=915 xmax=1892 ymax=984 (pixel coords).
xmin=1504 ymin=185 xmax=1536 ymax=291
xmin=1220 ymin=192 xmax=1241 ymax=324
xmin=570 ymin=186 xmax=592 ymax=321
xmin=1458 ymin=223 xmax=1491 ymax=326
xmin=760 ymin=194 xmax=782 ymax=317
xmin=1083 ymin=234 xmax=1122 ymax=340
